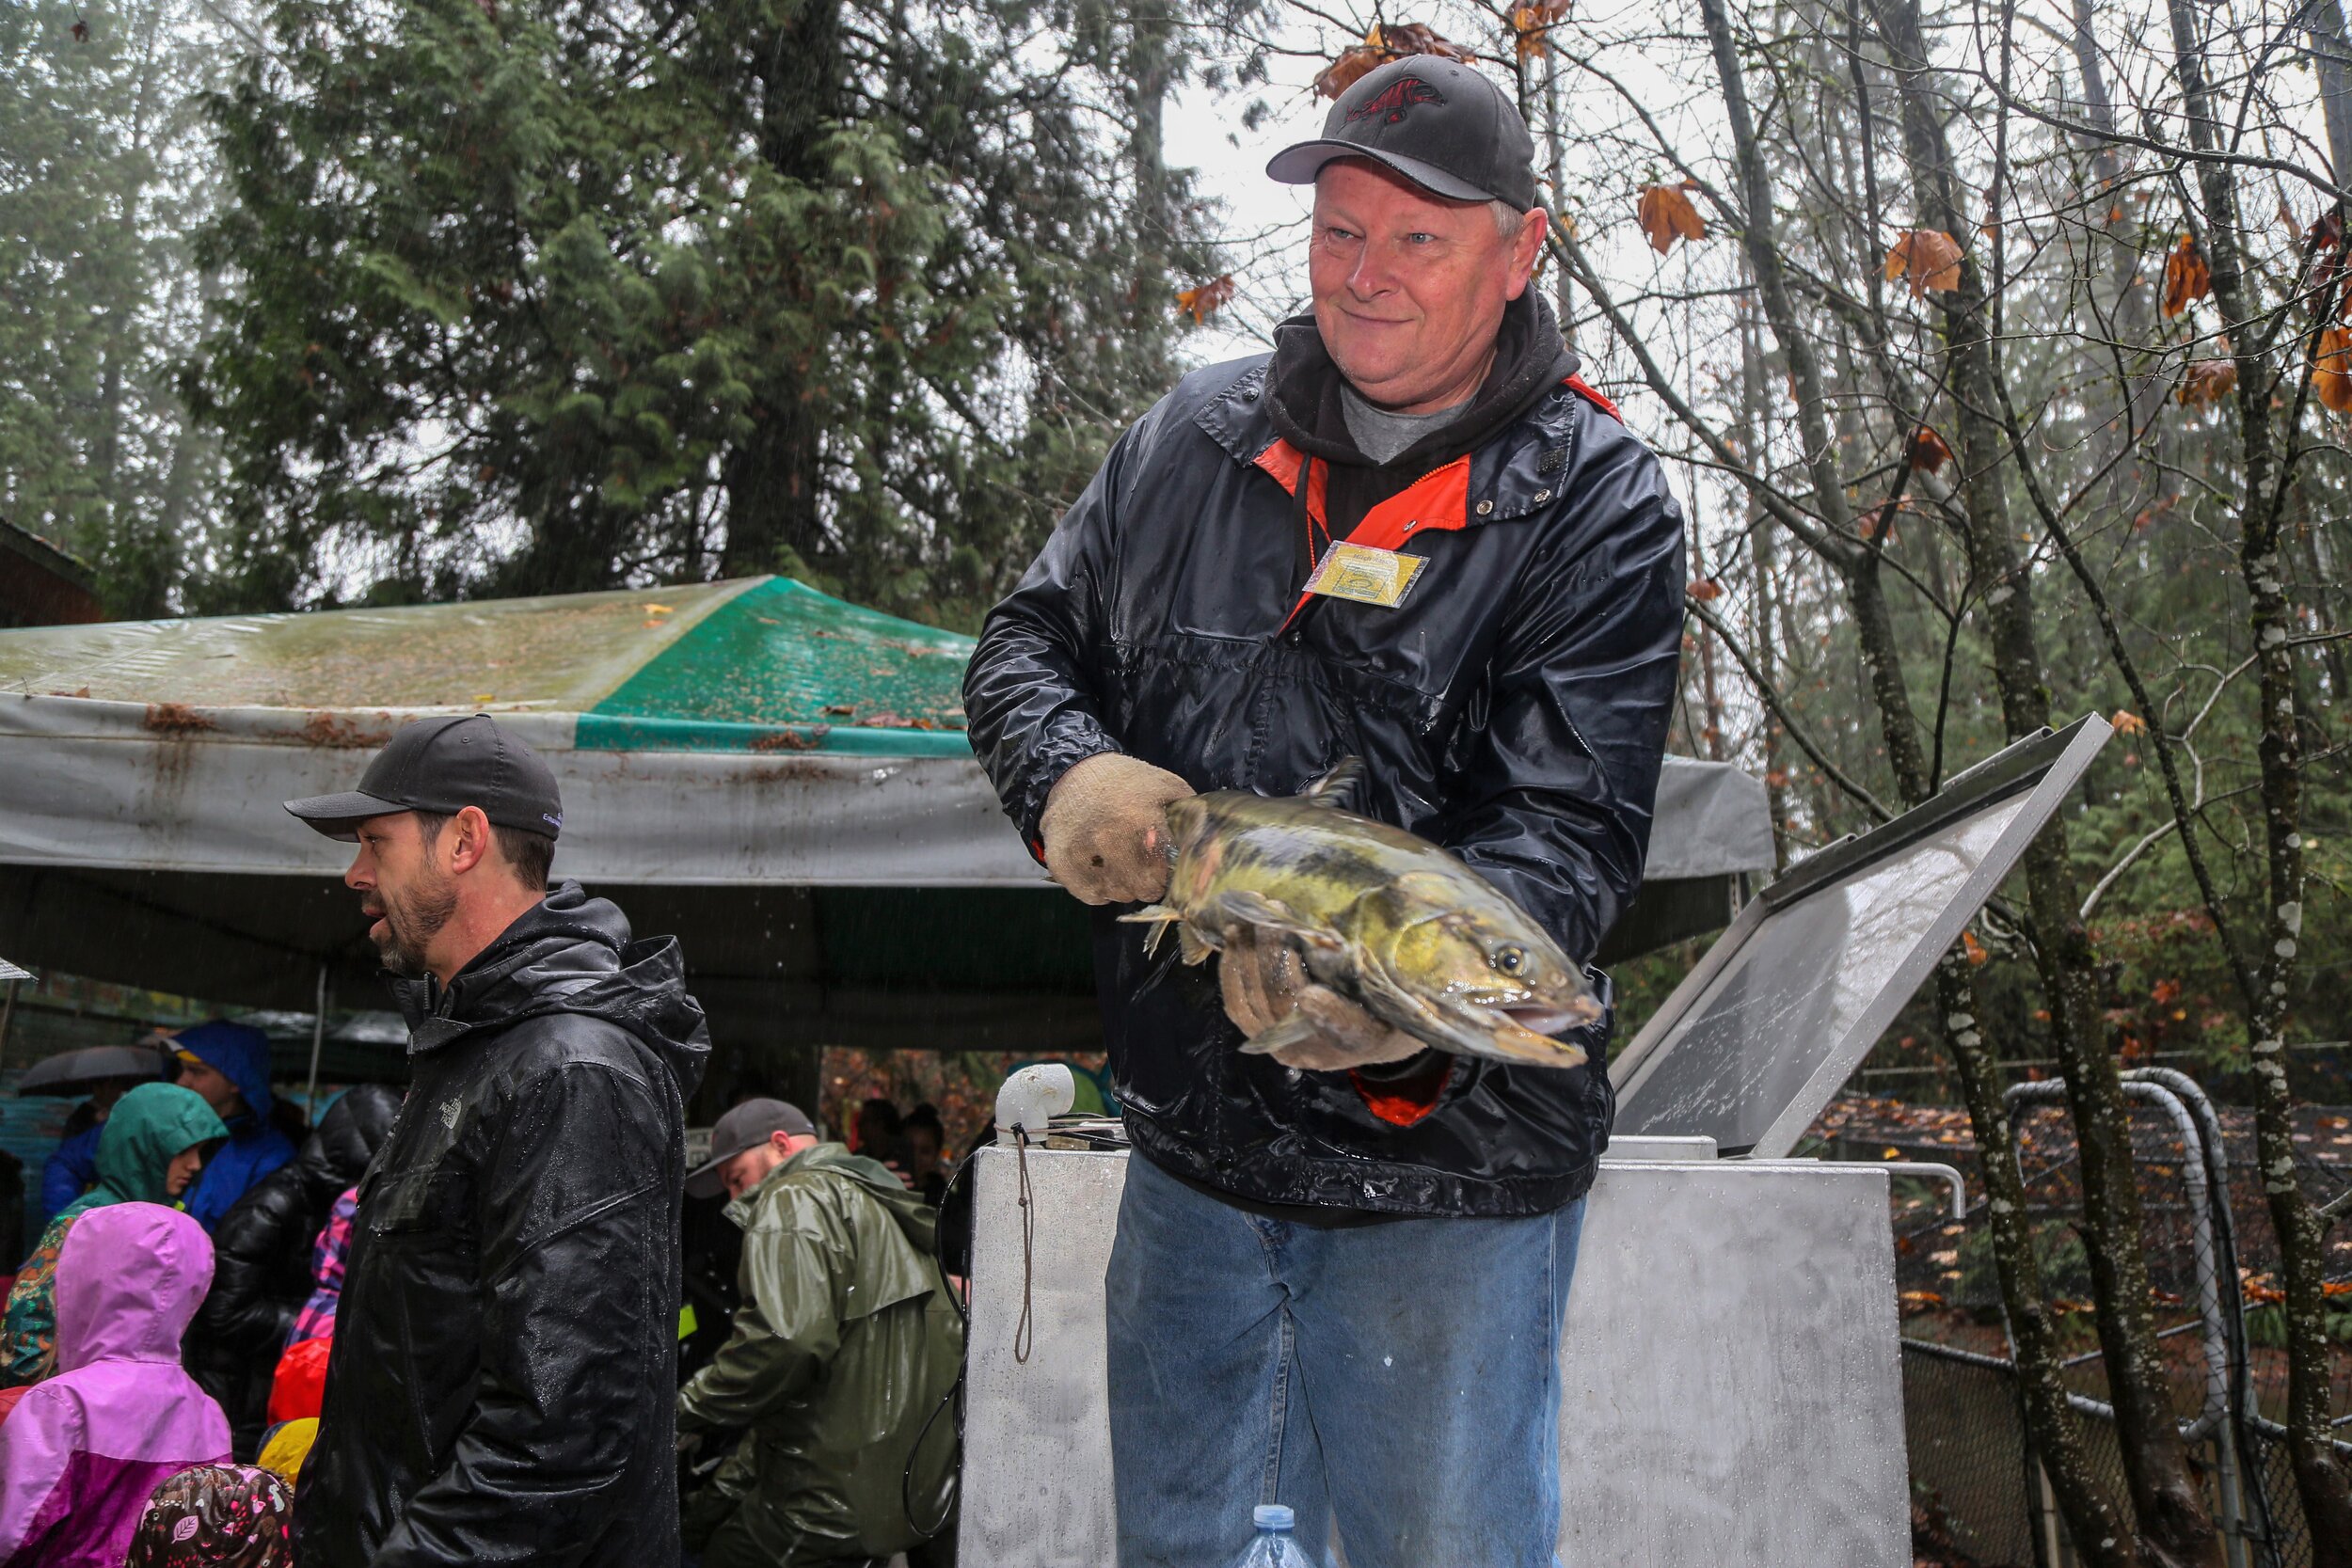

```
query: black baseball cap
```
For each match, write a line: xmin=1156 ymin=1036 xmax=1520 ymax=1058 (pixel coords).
xmin=1266 ymin=55 xmax=1538 ymax=212
xmin=687 ymin=1098 xmax=818 ymax=1198
xmin=283 ymin=714 xmax=564 ymax=842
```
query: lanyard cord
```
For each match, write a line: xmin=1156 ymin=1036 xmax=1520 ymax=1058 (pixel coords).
xmin=1290 ymin=453 xmax=1327 ymax=591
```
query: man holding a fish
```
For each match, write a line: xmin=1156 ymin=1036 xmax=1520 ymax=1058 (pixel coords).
xmin=965 ymin=53 xmax=1685 ymax=1568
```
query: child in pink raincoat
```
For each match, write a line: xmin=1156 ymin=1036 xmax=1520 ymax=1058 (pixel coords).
xmin=0 ymin=1202 xmax=232 ymax=1566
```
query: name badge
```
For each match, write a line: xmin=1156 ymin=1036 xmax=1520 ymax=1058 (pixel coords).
xmin=1303 ymin=542 xmax=1427 ymax=609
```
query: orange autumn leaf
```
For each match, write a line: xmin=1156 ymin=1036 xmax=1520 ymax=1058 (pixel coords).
xmin=2161 ymin=235 xmax=2211 ymax=320
xmin=1637 ymin=182 xmax=1706 ymax=256
xmin=1883 ymin=230 xmax=1963 ymax=296
xmin=1906 ymin=426 xmax=1952 ymax=473
xmin=1315 ymin=42 xmax=1386 ymax=98
xmin=1962 ymin=929 xmax=1990 ymax=966
xmin=1512 ymin=0 xmax=1570 ymax=59
xmin=1175 ymin=275 xmax=1236 ymax=325
xmin=1314 ymin=23 xmax=1472 ymax=97
xmin=2110 ymin=708 xmax=2148 ymax=736
xmin=1687 ymin=578 xmax=1723 ymax=602
xmin=2314 ymin=325 xmax=2352 ymax=415
xmin=2176 ymin=356 xmax=2237 ymax=407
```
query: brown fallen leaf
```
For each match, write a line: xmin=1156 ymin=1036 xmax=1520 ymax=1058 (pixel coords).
xmin=1906 ymin=426 xmax=1951 ymax=473
xmin=2160 ymin=234 xmax=2210 ymax=320
xmin=1636 ymin=183 xmax=1706 ymax=256
xmin=1883 ymin=230 xmax=1963 ymax=296
xmin=2176 ymin=356 xmax=2237 ymax=407
xmin=1512 ymin=0 xmax=1571 ymax=59
xmin=1176 ymin=275 xmax=1236 ymax=325
xmin=2315 ymin=325 xmax=2352 ymax=415
xmin=1312 ymin=24 xmax=1472 ymax=99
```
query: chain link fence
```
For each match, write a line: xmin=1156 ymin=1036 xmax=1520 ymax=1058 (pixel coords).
xmin=1820 ymin=1082 xmax=2351 ymax=1567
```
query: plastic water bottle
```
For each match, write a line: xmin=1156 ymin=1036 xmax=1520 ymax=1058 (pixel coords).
xmin=1231 ymin=1503 xmax=1316 ymax=1568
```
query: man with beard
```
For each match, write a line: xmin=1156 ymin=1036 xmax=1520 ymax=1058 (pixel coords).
xmin=279 ymin=715 xmax=710 ymax=1568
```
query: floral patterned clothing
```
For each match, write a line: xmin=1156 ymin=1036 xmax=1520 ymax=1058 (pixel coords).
xmin=3 ymin=1212 xmax=78 ymax=1387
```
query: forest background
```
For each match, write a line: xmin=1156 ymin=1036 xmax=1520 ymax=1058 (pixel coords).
xmin=5 ymin=0 xmax=2351 ymax=1557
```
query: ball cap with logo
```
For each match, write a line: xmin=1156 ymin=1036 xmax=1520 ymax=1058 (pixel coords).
xmin=282 ymin=713 xmax=565 ymax=842
xmin=1264 ymin=54 xmax=1539 ymax=212
xmin=686 ymin=1098 xmax=819 ymax=1198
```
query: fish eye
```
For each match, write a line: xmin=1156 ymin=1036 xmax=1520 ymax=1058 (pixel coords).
xmin=1493 ymin=945 xmax=1526 ymax=975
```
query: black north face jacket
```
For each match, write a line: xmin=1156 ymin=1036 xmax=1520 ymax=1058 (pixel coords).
xmin=965 ymin=293 xmax=1684 ymax=1218
xmin=293 ymin=884 xmax=709 ymax=1567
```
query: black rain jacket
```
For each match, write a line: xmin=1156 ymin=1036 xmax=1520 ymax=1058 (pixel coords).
xmin=186 ymin=1083 xmax=402 ymax=1457
xmin=293 ymin=883 xmax=710 ymax=1568
xmin=964 ymin=293 xmax=1684 ymax=1218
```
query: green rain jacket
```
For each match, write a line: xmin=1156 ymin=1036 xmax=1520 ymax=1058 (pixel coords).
xmin=677 ymin=1142 xmax=963 ymax=1568
xmin=4 ymin=1082 xmax=228 ymax=1385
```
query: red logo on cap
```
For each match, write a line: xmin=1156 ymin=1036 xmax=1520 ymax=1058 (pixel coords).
xmin=1346 ymin=76 xmax=1446 ymax=125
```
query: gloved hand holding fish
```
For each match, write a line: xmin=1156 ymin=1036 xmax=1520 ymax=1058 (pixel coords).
xmin=1119 ymin=761 xmax=1602 ymax=1069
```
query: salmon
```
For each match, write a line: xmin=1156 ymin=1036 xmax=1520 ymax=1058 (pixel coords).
xmin=1120 ymin=762 xmax=1601 ymax=1067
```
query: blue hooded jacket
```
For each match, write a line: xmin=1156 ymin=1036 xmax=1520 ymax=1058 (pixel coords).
xmin=175 ymin=1021 xmax=296 ymax=1233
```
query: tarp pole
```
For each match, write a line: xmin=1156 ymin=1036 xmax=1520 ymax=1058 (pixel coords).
xmin=304 ymin=964 xmax=327 ymax=1117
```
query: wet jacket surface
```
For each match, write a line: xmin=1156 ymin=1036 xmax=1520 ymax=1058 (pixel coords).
xmin=964 ymin=293 xmax=1685 ymax=1218
xmin=675 ymin=1142 xmax=962 ymax=1568
xmin=186 ymin=1084 xmax=401 ymax=1457
xmin=0 ymin=1202 xmax=232 ymax=1568
xmin=292 ymin=884 xmax=709 ymax=1568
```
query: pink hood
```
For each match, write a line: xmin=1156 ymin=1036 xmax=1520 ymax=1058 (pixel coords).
xmin=56 ymin=1203 xmax=215 ymax=1374
xmin=0 ymin=1204 xmax=230 ymax=1565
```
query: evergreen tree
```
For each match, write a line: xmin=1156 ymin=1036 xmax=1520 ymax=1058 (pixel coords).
xmin=190 ymin=0 xmax=1258 ymax=625
xmin=0 ymin=0 xmax=233 ymax=616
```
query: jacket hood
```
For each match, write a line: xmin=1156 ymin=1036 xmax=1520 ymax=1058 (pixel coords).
xmin=56 ymin=1201 xmax=215 ymax=1371
xmin=296 ymin=1082 xmax=404 ymax=1196
xmin=739 ymin=1141 xmax=941 ymax=1257
xmin=174 ymin=1019 xmax=276 ymax=1117
xmin=84 ymin=1082 xmax=230 ymax=1210
xmin=394 ymin=880 xmax=711 ymax=1088
xmin=1266 ymin=289 xmax=1577 ymax=475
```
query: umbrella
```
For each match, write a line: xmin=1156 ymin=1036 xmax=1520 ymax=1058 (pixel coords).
xmin=16 ymin=1042 xmax=169 ymax=1097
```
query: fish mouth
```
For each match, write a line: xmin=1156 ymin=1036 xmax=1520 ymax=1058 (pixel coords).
xmin=1501 ymin=1002 xmax=1601 ymax=1036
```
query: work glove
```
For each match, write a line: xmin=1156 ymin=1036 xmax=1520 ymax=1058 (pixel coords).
xmin=1218 ymin=925 xmax=1423 ymax=1072
xmin=1040 ymin=752 xmax=1194 ymax=905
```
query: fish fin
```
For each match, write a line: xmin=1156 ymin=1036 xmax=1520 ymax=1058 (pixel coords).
xmin=1178 ymin=926 xmax=1215 ymax=966
xmin=1299 ymin=756 xmax=1365 ymax=809
xmin=1238 ymin=1014 xmax=1323 ymax=1056
xmin=1118 ymin=904 xmax=1182 ymax=958
xmin=1212 ymin=889 xmax=1309 ymax=934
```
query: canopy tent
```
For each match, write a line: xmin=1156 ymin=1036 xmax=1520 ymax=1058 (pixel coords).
xmin=0 ymin=577 xmax=1774 ymax=1065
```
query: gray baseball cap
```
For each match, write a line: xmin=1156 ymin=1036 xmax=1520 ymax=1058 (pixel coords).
xmin=687 ymin=1098 xmax=818 ymax=1198
xmin=1266 ymin=55 xmax=1539 ymax=212
xmin=284 ymin=713 xmax=564 ymax=842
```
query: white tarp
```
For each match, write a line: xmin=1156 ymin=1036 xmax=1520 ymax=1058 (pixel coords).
xmin=0 ymin=693 xmax=1772 ymax=887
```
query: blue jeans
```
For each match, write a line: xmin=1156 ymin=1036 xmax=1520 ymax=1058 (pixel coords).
xmin=1105 ymin=1150 xmax=1584 ymax=1568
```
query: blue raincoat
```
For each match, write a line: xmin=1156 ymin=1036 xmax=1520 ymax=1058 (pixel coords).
xmin=175 ymin=1021 xmax=296 ymax=1233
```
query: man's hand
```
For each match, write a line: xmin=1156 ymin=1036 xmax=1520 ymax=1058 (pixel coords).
xmin=1039 ymin=752 xmax=1194 ymax=905
xmin=1218 ymin=926 xmax=1422 ymax=1072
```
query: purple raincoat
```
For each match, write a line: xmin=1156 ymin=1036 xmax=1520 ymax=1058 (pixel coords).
xmin=0 ymin=1203 xmax=232 ymax=1567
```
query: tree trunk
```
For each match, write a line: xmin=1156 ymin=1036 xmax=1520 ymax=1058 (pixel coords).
xmin=1692 ymin=2 xmax=2143 ymax=1555
xmin=721 ymin=0 xmax=846 ymax=579
xmin=2165 ymin=0 xmax=2352 ymax=1554
xmin=1869 ymin=1 xmax=2222 ymax=1560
